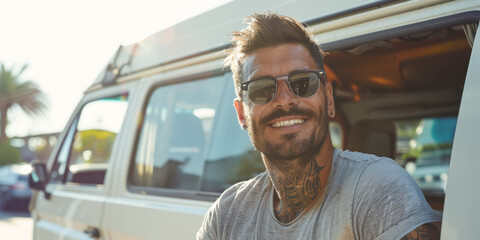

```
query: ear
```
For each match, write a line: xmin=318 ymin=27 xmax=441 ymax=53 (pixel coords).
xmin=234 ymin=98 xmax=247 ymax=128
xmin=325 ymin=82 xmax=335 ymax=115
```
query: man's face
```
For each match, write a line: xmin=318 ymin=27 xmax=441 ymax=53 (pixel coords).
xmin=234 ymin=43 xmax=335 ymax=162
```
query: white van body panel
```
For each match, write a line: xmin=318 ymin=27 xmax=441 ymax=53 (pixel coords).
xmin=102 ymin=196 xmax=209 ymax=239
xmin=97 ymin=0 xmax=399 ymax=83
xmin=98 ymin=0 xmax=478 ymax=87
xmin=33 ymin=187 xmax=106 ymax=240
xmin=442 ymin=23 xmax=480 ymax=239
xmin=312 ymin=0 xmax=477 ymax=44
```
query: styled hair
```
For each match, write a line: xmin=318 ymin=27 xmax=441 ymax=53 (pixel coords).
xmin=225 ymin=11 xmax=325 ymax=98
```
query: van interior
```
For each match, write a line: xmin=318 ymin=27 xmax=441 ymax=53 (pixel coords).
xmin=324 ymin=22 xmax=475 ymax=211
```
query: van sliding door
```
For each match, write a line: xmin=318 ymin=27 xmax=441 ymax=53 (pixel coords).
xmin=442 ymin=23 xmax=480 ymax=239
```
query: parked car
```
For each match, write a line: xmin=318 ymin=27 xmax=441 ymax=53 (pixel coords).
xmin=0 ymin=163 xmax=32 ymax=211
xmin=28 ymin=0 xmax=480 ymax=239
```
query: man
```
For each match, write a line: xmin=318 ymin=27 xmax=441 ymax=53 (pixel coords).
xmin=197 ymin=12 xmax=441 ymax=240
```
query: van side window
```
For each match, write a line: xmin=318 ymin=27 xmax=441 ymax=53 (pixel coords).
xmin=49 ymin=96 xmax=128 ymax=185
xmin=132 ymin=77 xmax=225 ymax=190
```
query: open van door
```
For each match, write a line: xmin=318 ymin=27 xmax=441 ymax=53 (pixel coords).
xmin=29 ymin=90 xmax=129 ymax=239
xmin=442 ymin=23 xmax=480 ymax=239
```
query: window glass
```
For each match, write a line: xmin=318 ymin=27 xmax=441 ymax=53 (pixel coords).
xmin=50 ymin=96 xmax=128 ymax=185
xmin=329 ymin=122 xmax=343 ymax=149
xmin=50 ymin=118 xmax=78 ymax=183
xmin=200 ymin=79 xmax=263 ymax=193
xmin=395 ymin=116 xmax=457 ymax=210
xmin=132 ymin=77 xmax=226 ymax=191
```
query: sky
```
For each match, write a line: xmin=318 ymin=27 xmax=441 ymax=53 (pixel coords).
xmin=0 ymin=0 xmax=231 ymax=138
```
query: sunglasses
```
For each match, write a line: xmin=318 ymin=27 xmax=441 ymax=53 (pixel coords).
xmin=240 ymin=70 xmax=326 ymax=104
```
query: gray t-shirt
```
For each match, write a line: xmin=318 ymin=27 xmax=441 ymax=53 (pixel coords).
xmin=197 ymin=149 xmax=441 ymax=240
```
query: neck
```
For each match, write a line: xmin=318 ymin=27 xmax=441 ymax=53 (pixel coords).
xmin=265 ymin=142 xmax=334 ymax=223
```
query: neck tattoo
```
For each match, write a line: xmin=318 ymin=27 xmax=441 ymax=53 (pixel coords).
xmin=271 ymin=159 xmax=325 ymax=223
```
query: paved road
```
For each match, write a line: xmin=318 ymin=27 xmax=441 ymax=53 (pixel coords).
xmin=0 ymin=210 xmax=33 ymax=240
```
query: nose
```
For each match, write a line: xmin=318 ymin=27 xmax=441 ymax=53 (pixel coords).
xmin=271 ymin=79 xmax=298 ymax=108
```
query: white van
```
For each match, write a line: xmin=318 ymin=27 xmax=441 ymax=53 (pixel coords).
xmin=28 ymin=0 xmax=480 ymax=239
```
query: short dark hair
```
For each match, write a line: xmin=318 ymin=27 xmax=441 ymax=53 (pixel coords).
xmin=225 ymin=11 xmax=325 ymax=98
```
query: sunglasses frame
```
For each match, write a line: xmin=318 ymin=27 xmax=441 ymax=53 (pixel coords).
xmin=240 ymin=70 xmax=327 ymax=104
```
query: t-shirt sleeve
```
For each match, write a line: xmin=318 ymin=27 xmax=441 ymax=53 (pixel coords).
xmin=196 ymin=199 xmax=220 ymax=240
xmin=196 ymin=182 xmax=244 ymax=240
xmin=352 ymin=158 xmax=442 ymax=240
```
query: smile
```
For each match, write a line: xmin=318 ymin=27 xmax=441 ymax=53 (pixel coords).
xmin=271 ymin=118 xmax=305 ymax=128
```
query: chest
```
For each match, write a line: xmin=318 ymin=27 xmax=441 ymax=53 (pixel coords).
xmin=224 ymin=183 xmax=357 ymax=240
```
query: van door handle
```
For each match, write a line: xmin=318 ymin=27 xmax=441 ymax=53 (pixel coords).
xmin=84 ymin=227 xmax=100 ymax=238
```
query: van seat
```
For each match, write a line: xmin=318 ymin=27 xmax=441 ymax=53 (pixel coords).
xmin=346 ymin=120 xmax=396 ymax=159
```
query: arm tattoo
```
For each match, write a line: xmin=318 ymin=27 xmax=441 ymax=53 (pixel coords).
xmin=401 ymin=224 xmax=440 ymax=240
xmin=272 ymin=159 xmax=325 ymax=223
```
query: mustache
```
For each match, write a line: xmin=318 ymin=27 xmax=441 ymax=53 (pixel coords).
xmin=260 ymin=106 xmax=316 ymax=125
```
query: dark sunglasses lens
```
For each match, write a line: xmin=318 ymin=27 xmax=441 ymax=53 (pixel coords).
xmin=289 ymin=72 xmax=320 ymax=97
xmin=248 ymin=79 xmax=277 ymax=104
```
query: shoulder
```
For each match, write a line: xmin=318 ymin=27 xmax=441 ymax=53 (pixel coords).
xmin=358 ymin=154 xmax=412 ymax=186
xmin=334 ymin=150 xmax=418 ymax=204
xmin=345 ymin=152 xmax=442 ymax=240
xmin=197 ymin=172 xmax=271 ymax=239
xmin=340 ymin=150 xmax=417 ymax=197
xmin=337 ymin=149 xmax=389 ymax=164
xmin=212 ymin=171 xmax=271 ymax=212
xmin=337 ymin=150 xmax=406 ymax=179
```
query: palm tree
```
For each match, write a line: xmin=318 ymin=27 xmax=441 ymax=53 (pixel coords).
xmin=0 ymin=63 xmax=48 ymax=143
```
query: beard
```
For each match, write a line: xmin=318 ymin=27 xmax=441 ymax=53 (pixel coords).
xmin=246 ymin=102 xmax=329 ymax=163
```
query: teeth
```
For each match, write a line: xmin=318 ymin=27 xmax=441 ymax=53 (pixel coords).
xmin=272 ymin=119 xmax=305 ymax=128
